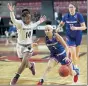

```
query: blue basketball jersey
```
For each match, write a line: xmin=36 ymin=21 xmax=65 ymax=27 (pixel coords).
xmin=62 ymin=12 xmax=85 ymax=38
xmin=45 ymin=35 xmax=65 ymax=56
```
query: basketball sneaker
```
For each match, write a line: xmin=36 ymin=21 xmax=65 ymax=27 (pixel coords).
xmin=10 ymin=73 xmax=20 ymax=85
xmin=37 ymin=79 xmax=44 ymax=86
xmin=10 ymin=77 xmax=18 ymax=85
xmin=29 ymin=62 xmax=36 ymax=75
xmin=73 ymin=65 xmax=79 ymax=82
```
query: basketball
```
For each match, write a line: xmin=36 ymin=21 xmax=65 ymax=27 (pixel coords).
xmin=58 ymin=65 xmax=70 ymax=77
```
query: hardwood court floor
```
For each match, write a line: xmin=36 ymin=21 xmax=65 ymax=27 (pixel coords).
xmin=0 ymin=35 xmax=87 ymax=85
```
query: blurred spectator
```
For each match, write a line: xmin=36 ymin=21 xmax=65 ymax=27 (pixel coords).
xmin=5 ymin=21 xmax=17 ymax=38
xmin=0 ymin=17 xmax=1 ymax=22
xmin=54 ymin=9 xmax=62 ymax=26
xmin=54 ymin=10 xmax=58 ymax=21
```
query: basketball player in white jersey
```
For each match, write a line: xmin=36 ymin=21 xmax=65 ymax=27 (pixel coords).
xmin=8 ymin=3 xmax=46 ymax=85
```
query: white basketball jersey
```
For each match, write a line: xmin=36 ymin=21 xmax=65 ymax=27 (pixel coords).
xmin=10 ymin=12 xmax=40 ymax=44
xmin=17 ymin=21 xmax=33 ymax=44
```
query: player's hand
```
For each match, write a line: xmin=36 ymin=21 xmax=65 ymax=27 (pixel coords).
xmin=39 ymin=15 xmax=47 ymax=23
xmin=32 ymin=43 xmax=38 ymax=48
xmin=55 ymin=29 xmax=59 ymax=33
xmin=63 ymin=57 xmax=69 ymax=61
xmin=56 ymin=24 xmax=62 ymax=33
xmin=63 ymin=57 xmax=71 ymax=66
xmin=8 ymin=3 xmax=14 ymax=12
xmin=70 ymin=26 xmax=77 ymax=30
xmin=63 ymin=48 xmax=71 ymax=65
xmin=33 ymin=43 xmax=38 ymax=46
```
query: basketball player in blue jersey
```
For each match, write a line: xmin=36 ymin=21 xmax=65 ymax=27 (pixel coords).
xmin=56 ymin=3 xmax=86 ymax=82
xmin=8 ymin=3 xmax=46 ymax=85
xmin=37 ymin=21 xmax=78 ymax=85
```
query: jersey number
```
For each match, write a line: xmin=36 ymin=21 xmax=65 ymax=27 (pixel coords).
xmin=26 ymin=31 xmax=31 ymax=38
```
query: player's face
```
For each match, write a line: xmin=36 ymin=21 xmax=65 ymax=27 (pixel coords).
xmin=45 ymin=27 xmax=53 ymax=37
xmin=22 ymin=14 xmax=31 ymax=24
xmin=68 ymin=4 xmax=76 ymax=15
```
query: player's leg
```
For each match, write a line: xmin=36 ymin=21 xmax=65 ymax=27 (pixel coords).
xmin=69 ymin=46 xmax=79 ymax=69
xmin=24 ymin=46 xmax=36 ymax=75
xmin=37 ymin=58 xmax=58 ymax=85
xmin=17 ymin=52 xmax=32 ymax=74
xmin=76 ymin=33 xmax=82 ymax=59
xmin=66 ymin=36 xmax=79 ymax=82
xmin=66 ymin=36 xmax=79 ymax=67
xmin=69 ymin=47 xmax=80 ymax=82
xmin=62 ymin=57 xmax=73 ymax=76
xmin=10 ymin=44 xmax=33 ymax=85
xmin=25 ymin=54 xmax=36 ymax=75
xmin=10 ymin=51 xmax=32 ymax=85
xmin=76 ymin=46 xmax=80 ymax=59
xmin=69 ymin=47 xmax=78 ymax=65
xmin=65 ymin=59 xmax=79 ymax=82
xmin=61 ymin=51 xmax=79 ymax=83
xmin=16 ymin=51 xmax=35 ymax=76
xmin=73 ymin=33 xmax=82 ymax=82
xmin=71 ymin=33 xmax=82 ymax=74
xmin=62 ymin=57 xmax=76 ymax=76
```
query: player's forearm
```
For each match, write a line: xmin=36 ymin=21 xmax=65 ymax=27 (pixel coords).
xmin=33 ymin=38 xmax=40 ymax=44
xmin=57 ymin=24 xmax=63 ymax=29
xmin=59 ymin=38 xmax=69 ymax=57
xmin=60 ymin=38 xmax=68 ymax=49
xmin=75 ymin=26 xmax=86 ymax=30
xmin=32 ymin=15 xmax=46 ymax=29
xmin=55 ymin=33 xmax=67 ymax=48
xmin=56 ymin=34 xmax=69 ymax=57
xmin=56 ymin=22 xmax=64 ymax=32
xmin=10 ymin=11 xmax=17 ymax=24
xmin=32 ymin=21 xmax=41 ymax=29
xmin=10 ymin=12 xmax=22 ymax=29
xmin=34 ymin=21 xmax=41 ymax=27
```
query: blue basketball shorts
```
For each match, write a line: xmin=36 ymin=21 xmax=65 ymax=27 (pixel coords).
xmin=66 ymin=34 xmax=82 ymax=47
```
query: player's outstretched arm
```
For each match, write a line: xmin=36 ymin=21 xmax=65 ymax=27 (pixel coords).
xmin=32 ymin=15 xmax=47 ymax=29
xmin=39 ymin=15 xmax=47 ymax=24
xmin=8 ymin=3 xmax=14 ymax=12
xmin=55 ymin=33 xmax=69 ymax=58
xmin=8 ymin=3 xmax=21 ymax=28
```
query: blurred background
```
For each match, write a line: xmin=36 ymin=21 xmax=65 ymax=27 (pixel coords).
xmin=0 ymin=0 xmax=87 ymax=38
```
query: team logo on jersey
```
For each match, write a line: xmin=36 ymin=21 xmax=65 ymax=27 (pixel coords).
xmin=66 ymin=21 xmax=77 ymax=23
xmin=74 ymin=15 xmax=77 ymax=19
